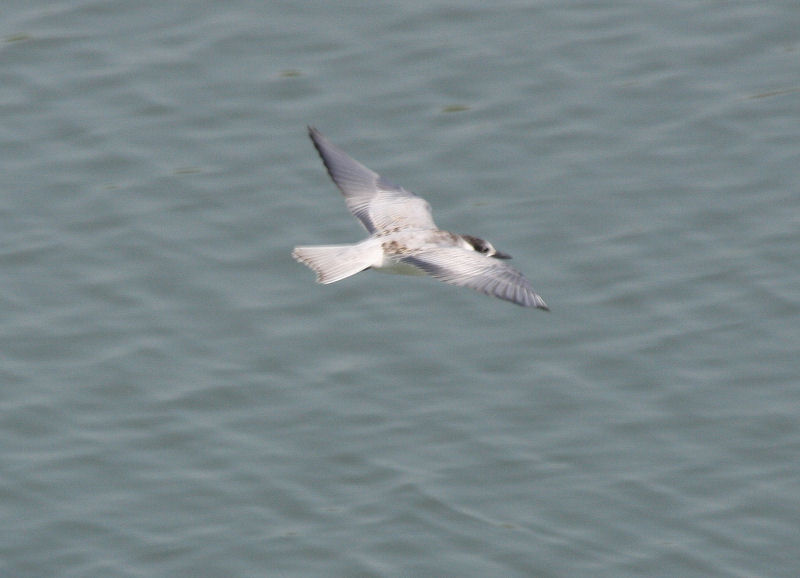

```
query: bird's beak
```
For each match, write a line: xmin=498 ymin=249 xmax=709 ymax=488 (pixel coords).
xmin=493 ymin=250 xmax=512 ymax=259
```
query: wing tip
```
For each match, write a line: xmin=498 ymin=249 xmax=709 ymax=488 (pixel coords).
xmin=307 ymin=125 xmax=323 ymax=149
xmin=523 ymin=290 xmax=550 ymax=311
xmin=508 ymin=290 xmax=549 ymax=310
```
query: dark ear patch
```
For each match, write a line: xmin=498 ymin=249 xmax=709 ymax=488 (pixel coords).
xmin=460 ymin=234 xmax=489 ymax=253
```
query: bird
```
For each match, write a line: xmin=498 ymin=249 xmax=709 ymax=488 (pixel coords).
xmin=292 ymin=127 xmax=549 ymax=310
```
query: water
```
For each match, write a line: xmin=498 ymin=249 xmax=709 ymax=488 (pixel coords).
xmin=1 ymin=1 xmax=799 ymax=576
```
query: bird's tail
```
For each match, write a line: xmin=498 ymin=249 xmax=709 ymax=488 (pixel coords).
xmin=292 ymin=243 xmax=379 ymax=284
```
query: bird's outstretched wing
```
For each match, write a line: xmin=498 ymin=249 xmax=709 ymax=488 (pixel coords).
xmin=402 ymin=248 xmax=549 ymax=309
xmin=308 ymin=127 xmax=437 ymax=234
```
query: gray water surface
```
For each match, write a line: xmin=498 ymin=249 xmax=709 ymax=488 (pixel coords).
xmin=2 ymin=1 xmax=799 ymax=576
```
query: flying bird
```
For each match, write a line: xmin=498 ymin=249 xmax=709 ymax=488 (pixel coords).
xmin=292 ymin=127 xmax=549 ymax=309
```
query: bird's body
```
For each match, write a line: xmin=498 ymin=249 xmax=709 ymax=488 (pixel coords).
xmin=292 ymin=127 xmax=549 ymax=310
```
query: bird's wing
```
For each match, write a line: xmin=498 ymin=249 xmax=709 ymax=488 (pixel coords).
xmin=308 ymin=127 xmax=437 ymax=234
xmin=402 ymin=248 xmax=549 ymax=309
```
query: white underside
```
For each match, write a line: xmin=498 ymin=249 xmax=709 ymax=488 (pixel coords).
xmin=372 ymin=259 xmax=426 ymax=276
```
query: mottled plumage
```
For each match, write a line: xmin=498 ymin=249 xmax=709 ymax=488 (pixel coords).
xmin=292 ymin=127 xmax=548 ymax=310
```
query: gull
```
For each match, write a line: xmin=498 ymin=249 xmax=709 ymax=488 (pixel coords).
xmin=292 ymin=127 xmax=549 ymax=309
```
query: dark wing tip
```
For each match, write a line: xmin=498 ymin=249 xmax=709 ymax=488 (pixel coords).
xmin=307 ymin=127 xmax=337 ymax=182
xmin=307 ymin=126 xmax=324 ymax=149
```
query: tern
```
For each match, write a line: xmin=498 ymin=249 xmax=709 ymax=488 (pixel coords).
xmin=292 ymin=127 xmax=549 ymax=309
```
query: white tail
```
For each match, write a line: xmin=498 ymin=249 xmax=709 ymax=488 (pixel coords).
xmin=292 ymin=243 xmax=380 ymax=284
